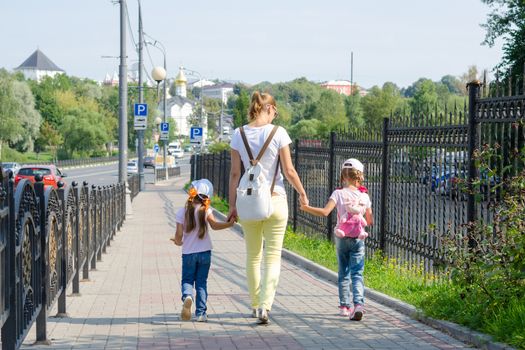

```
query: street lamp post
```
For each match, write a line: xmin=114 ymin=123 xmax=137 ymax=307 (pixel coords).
xmin=147 ymin=38 xmax=168 ymax=170
xmin=151 ymin=65 xmax=167 ymax=170
xmin=184 ymin=68 xmax=205 ymax=148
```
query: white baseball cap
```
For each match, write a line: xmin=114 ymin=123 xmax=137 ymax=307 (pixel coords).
xmin=342 ymin=158 xmax=364 ymax=173
xmin=191 ymin=179 xmax=213 ymax=198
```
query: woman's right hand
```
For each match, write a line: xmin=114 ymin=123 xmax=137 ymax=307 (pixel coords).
xmin=227 ymin=207 xmax=238 ymax=223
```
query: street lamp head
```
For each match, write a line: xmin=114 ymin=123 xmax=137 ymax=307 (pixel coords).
xmin=151 ymin=66 xmax=166 ymax=82
xmin=154 ymin=116 xmax=162 ymax=125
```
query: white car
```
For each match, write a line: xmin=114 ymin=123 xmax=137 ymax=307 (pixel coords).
xmin=127 ymin=161 xmax=138 ymax=174
xmin=171 ymin=148 xmax=184 ymax=159
xmin=2 ymin=162 xmax=21 ymax=175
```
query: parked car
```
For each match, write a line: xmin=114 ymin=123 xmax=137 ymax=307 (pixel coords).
xmin=2 ymin=162 xmax=21 ymax=175
xmin=14 ymin=165 xmax=67 ymax=189
xmin=143 ymin=156 xmax=155 ymax=169
xmin=127 ymin=161 xmax=138 ymax=174
xmin=443 ymin=169 xmax=501 ymax=200
xmin=171 ymin=148 xmax=184 ymax=159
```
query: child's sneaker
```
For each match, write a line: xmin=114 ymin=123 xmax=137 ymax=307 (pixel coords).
xmin=350 ymin=304 xmax=365 ymax=321
xmin=338 ymin=306 xmax=351 ymax=316
xmin=196 ymin=314 xmax=208 ymax=322
xmin=181 ymin=296 xmax=193 ymax=321
xmin=251 ymin=308 xmax=259 ymax=318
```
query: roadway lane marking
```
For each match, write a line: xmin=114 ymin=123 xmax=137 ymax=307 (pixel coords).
xmin=67 ymin=169 xmax=118 ymax=179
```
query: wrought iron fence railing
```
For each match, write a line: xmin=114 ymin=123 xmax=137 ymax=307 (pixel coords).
xmin=0 ymin=171 xmax=126 ymax=350
xmin=192 ymin=82 xmax=525 ymax=275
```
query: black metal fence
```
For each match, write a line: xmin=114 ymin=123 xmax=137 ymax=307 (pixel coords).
xmin=192 ymin=82 xmax=525 ymax=274
xmin=0 ymin=171 xmax=126 ymax=349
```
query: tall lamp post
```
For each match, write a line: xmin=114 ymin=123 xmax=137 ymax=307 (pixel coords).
xmin=151 ymin=65 xmax=167 ymax=169
xmin=184 ymin=68 xmax=205 ymax=149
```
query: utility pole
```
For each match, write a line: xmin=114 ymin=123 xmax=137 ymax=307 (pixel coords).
xmin=118 ymin=0 xmax=128 ymax=183
xmin=350 ymin=51 xmax=354 ymax=95
xmin=137 ymin=1 xmax=145 ymax=190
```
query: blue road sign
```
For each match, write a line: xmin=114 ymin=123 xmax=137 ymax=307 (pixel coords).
xmin=190 ymin=127 xmax=203 ymax=142
xmin=154 ymin=144 xmax=160 ymax=153
xmin=134 ymin=103 xmax=148 ymax=116
xmin=160 ymin=122 xmax=169 ymax=132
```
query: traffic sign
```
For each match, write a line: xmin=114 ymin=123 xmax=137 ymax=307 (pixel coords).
xmin=190 ymin=127 xmax=203 ymax=144
xmin=134 ymin=103 xmax=148 ymax=116
xmin=160 ymin=122 xmax=169 ymax=141
xmin=154 ymin=144 xmax=160 ymax=153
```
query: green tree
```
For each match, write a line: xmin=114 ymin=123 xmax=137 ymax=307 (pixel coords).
xmin=345 ymin=93 xmax=364 ymax=127
xmin=35 ymin=121 xmax=63 ymax=162
xmin=0 ymin=70 xmax=24 ymax=159
xmin=232 ymin=90 xmax=250 ymax=127
xmin=11 ymin=80 xmax=42 ymax=152
xmin=361 ymin=82 xmax=403 ymax=129
xmin=481 ymin=0 xmax=525 ymax=82
xmin=288 ymin=119 xmax=322 ymax=140
xmin=410 ymin=78 xmax=438 ymax=113
xmin=440 ymin=75 xmax=463 ymax=95
xmin=304 ymin=90 xmax=346 ymax=137
xmin=60 ymin=108 xmax=110 ymax=157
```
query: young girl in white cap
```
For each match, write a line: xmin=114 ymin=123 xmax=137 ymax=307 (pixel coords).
xmin=171 ymin=179 xmax=235 ymax=322
xmin=301 ymin=158 xmax=373 ymax=321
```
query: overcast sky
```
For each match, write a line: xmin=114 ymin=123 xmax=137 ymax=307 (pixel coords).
xmin=0 ymin=0 xmax=503 ymax=89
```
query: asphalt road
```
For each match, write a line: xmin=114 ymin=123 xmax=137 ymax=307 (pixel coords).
xmin=62 ymin=156 xmax=192 ymax=187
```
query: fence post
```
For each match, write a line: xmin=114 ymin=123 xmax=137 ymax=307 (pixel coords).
xmin=91 ymin=185 xmax=97 ymax=270
xmin=379 ymin=117 xmax=390 ymax=252
xmin=56 ymin=182 xmax=68 ymax=317
xmin=72 ymin=182 xmax=81 ymax=295
xmin=34 ymin=176 xmax=51 ymax=344
xmin=82 ymin=182 xmax=90 ymax=281
xmin=1 ymin=174 xmax=16 ymax=350
xmin=327 ymin=132 xmax=336 ymax=240
xmin=467 ymin=80 xmax=481 ymax=245
xmin=293 ymin=139 xmax=299 ymax=232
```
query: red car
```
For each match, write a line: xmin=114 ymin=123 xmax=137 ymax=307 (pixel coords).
xmin=14 ymin=165 xmax=67 ymax=188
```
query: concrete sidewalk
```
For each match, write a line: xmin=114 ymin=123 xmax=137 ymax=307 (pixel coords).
xmin=22 ymin=175 xmax=473 ymax=350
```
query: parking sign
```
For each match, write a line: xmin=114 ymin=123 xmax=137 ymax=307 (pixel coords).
xmin=134 ymin=103 xmax=148 ymax=130
xmin=190 ymin=127 xmax=203 ymax=144
xmin=134 ymin=103 xmax=148 ymax=116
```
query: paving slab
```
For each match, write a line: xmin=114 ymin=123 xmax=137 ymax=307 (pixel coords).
xmin=21 ymin=174 xmax=474 ymax=350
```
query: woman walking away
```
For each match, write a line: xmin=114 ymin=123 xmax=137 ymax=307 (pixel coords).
xmin=228 ymin=91 xmax=309 ymax=324
xmin=301 ymin=158 xmax=373 ymax=321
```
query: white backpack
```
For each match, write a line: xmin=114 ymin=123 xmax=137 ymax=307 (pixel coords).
xmin=236 ymin=125 xmax=280 ymax=221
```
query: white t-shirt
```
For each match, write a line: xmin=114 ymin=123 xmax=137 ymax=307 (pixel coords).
xmin=230 ymin=124 xmax=292 ymax=196
xmin=329 ymin=187 xmax=372 ymax=223
xmin=175 ymin=206 xmax=213 ymax=255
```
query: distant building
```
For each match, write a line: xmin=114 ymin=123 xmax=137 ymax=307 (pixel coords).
xmin=15 ymin=49 xmax=64 ymax=82
xmin=201 ymin=83 xmax=234 ymax=105
xmin=320 ymin=80 xmax=367 ymax=97
xmin=189 ymin=79 xmax=215 ymax=89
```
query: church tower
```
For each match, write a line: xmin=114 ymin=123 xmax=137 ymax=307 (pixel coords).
xmin=175 ymin=66 xmax=187 ymax=98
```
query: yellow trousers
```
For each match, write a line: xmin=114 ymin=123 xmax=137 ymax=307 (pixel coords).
xmin=240 ymin=196 xmax=288 ymax=311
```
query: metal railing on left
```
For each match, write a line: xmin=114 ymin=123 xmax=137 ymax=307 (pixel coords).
xmin=0 ymin=169 xmax=126 ymax=349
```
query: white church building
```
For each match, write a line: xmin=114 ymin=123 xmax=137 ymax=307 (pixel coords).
xmin=164 ymin=67 xmax=207 ymax=140
xmin=15 ymin=49 xmax=65 ymax=82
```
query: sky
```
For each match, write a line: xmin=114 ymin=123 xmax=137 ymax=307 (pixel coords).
xmin=0 ymin=0 xmax=503 ymax=89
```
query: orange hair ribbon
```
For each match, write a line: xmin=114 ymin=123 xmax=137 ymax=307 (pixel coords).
xmin=202 ymin=197 xmax=211 ymax=210
xmin=188 ymin=187 xmax=197 ymax=203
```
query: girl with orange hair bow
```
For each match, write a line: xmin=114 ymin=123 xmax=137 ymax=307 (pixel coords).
xmin=171 ymin=179 xmax=235 ymax=322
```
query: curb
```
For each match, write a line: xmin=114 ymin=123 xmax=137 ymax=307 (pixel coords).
xmin=212 ymin=208 xmax=515 ymax=350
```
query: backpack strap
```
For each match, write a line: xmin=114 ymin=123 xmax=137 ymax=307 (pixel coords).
xmin=239 ymin=125 xmax=281 ymax=193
